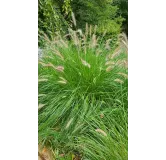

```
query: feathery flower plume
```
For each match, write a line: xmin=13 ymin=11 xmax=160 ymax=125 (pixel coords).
xmin=114 ymin=79 xmax=124 ymax=84
xmin=71 ymin=12 xmax=76 ymax=27
xmin=38 ymin=94 xmax=46 ymax=97
xmin=116 ymin=60 xmax=128 ymax=68
xmin=111 ymin=48 xmax=121 ymax=59
xmin=122 ymin=40 xmax=128 ymax=49
xmin=55 ymin=66 xmax=64 ymax=72
xmin=43 ymin=33 xmax=51 ymax=43
xmin=91 ymin=34 xmax=97 ymax=48
xmin=74 ymin=31 xmax=80 ymax=46
xmin=89 ymin=25 xmax=92 ymax=37
xmin=94 ymin=25 xmax=97 ymax=35
xmin=106 ymin=66 xmax=113 ymax=72
xmin=95 ymin=129 xmax=107 ymax=136
xmin=58 ymin=77 xmax=67 ymax=84
xmin=66 ymin=118 xmax=73 ymax=129
xmin=105 ymin=61 xmax=115 ymax=66
xmin=39 ymin=61 xmax=47 ymax=67
xmin=43 ymin=56 xmax=53 ymax=59
xmin=96 ymin=49 xmax=102 ymax=56
xmin=39 ymin=62 xmax=64 ymax=72
xmin=60 ymin=39 xmax=68 ymax=48
xmin=38 ymin=79 xmax=48 ymax=82
xmin=117 ymin=72 xmax=128 ymax=79
xmin=105 ymin=39 xmax=112 ymax=50
xmin=81 ymin=58 xmax=91 ymax=68
xmin=52 ymin=49 xmax=64 ymax=60
xmin=77 ymin=29 xmax=83 ymax=37
xmin=38 ymin=104 xmax=45 ymax=110
xmin=58 ymin=81 xmax=67 ymax=84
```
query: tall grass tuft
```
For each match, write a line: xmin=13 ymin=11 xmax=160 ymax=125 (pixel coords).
xmin=38 ymin=25 xmax=128 ymax=159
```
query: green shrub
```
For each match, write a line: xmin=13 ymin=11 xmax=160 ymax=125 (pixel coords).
xmin=38 ymin=0 xmax=70 ymax=46
xmin=71 ymin=0 xmax=124 ymax=37
xmin=113 ymin=0 xmax=128 ymax=34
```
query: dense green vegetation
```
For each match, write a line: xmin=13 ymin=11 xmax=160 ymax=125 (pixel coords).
xmin=71 ymin=0 xmax=124 ymax=35
xmin=38 ymin=1 xmax=128 ymax=159
xmin=113 ymin=0 xmax=128 ymax=34
xmin=38 ymin=0 xmax=128 ymax=46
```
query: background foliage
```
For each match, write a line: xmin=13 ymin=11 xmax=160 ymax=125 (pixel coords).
xmin=113 ymin=0 xmax=128 ymax=35
xmin=38 ymin=0 xmax=128 ymax=46
xmin=38 ymin=0 xmax=70 ymax=46
xmin=70 ymin=0 xmax=124 ymax=35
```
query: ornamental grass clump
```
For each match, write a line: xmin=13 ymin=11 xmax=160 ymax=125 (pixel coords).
xmin=38 ymin=25 xmax=128 ymax=159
